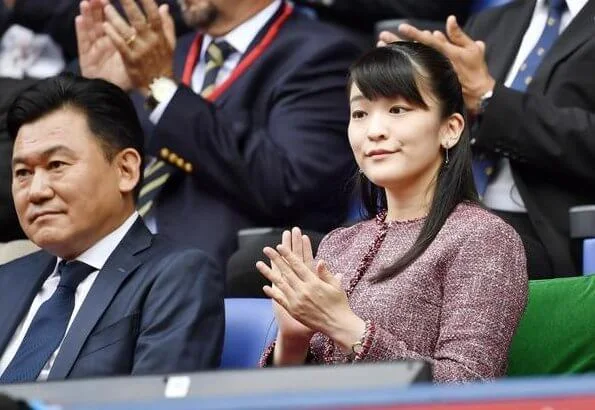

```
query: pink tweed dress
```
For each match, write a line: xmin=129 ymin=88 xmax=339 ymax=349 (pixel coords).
xmin=262 ymin=202 xmax=528 ymax=382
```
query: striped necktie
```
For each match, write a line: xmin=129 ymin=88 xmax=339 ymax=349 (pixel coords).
xmin=138 ymin=40 xmax=236 ymax=218
xmin=0 ymin=261 xmax=94 ymax=383
xmin=472 ymin=0 xmax=567 ymax=197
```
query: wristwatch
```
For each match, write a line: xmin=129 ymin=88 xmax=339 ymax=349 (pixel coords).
xmin=145 ymin=77 xmax=178 ymax=111
xmin=477 ymin=89 xmax=494 ymax=116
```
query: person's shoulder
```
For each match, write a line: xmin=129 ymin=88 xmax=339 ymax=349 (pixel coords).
xmin=143 ymin=234 xmax=221 ymax=274
xmin=281 ymin=12 xmax=363 ymax=50
xmin=0 ymin=248 xmax=48 ymax=271
xmin=318 ymin=219 xmax=377 ymax=253
xmin=448 ymin=202 xmax=522 ymax=245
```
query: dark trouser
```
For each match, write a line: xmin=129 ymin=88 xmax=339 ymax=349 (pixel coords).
xmin=491 ymin=210 xmax=554 ymax=280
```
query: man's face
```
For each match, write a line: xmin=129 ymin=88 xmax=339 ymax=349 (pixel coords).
xmin=11 ymin=108 xmax=132 ymax=259
xmin=178 ymin=0 xmax=222 ymax=30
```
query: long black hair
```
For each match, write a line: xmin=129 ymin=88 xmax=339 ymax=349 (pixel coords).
xmin=348 ymin=42 xmax=479 ymax=282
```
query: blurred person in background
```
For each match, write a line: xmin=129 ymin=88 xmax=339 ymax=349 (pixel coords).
xmin=76 ymin=0 xmax=362 ymax=273
xmin=379 ymin=0 xmax=595 ymax=279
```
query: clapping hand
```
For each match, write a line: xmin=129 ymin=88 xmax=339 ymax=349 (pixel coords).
xmin=257 ymin=227 xmax=365 ymax=359
xmin=101 ymin=0 xmax=176 ymax=92
xmin=76 ymin=0 xmax=133 ymax=90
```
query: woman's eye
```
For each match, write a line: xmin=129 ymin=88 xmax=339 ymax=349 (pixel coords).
xmin=389 ymin=106 xmax=408 ymax=114
xmin=351 ymin=110 xmax=367 ymax=119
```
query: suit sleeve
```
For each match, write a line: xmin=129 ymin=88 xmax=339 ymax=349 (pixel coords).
xmin=352 ymin=222 xmax=528 ymax=382
xmin=132 ymin=249 xmax=225 ymax=372
xmin=464 ymin=13 xmax=595 ymax=185
xmin=148 ymin=38 xmax=359 ymax=222
xmin=473 ymin=83 xmax=595 ymax=184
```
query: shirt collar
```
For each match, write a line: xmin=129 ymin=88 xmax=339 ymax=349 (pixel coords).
xmin=201 ymin=0 xmax=282 ymax=59
xmin=54 ymin=212 xmax=140 ymax=274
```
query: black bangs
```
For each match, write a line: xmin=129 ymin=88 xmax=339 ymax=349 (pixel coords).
xmin=349 ymin=42 xmax=429 ymax=109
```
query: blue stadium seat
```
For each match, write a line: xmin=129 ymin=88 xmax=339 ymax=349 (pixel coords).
xmin=584 ymin=238 xmax=595 ymax=275
xmin=220 ymin=298 xmax=278 ymax=369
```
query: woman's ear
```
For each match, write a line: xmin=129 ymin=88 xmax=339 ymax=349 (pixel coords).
xmin=115 ymin=148 xmax=142 ymax=196
xmin=440 ymin=112 xmax=465 ymax=149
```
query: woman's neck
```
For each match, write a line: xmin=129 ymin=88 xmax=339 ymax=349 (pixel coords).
xmin=384 ymin=177 xmax=436 ymax=222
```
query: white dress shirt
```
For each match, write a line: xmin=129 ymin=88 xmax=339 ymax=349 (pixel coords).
xmin=148 ymin=0 xmax=282 ymax=125
xmin=0 ymin=212 xmax=140 ymax=381
xmin=483 ymin=0 xmax=588 ymax=212
xmin=144 ymin=0 xmax=281 ymax=234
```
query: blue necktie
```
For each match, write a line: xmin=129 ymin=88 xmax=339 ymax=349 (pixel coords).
xmin=472 ymin=0 xmax=567 ymax=197
xmin=0 ymin=261 xmax=95 ymax=384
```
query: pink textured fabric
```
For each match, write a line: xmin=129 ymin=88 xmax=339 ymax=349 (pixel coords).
xmin=262 ymin=202 xmax=528 ymax=382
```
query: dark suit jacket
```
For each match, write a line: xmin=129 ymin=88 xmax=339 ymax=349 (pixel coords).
xmin=465 ymin=0 xmax=595 ymax=276
xmin=137 ymin=2 xmax=362 ymax=267
xmin=295 ymin=0 xmax=472 ymax=32
xmin=0 ymin=219 xmax=224 ymax=380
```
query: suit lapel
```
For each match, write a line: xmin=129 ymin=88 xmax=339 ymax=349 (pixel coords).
xmin=213 ymin=1 xmax=289 ymax=105
xmin=487 ymin=0 xmax=536 ymax=83
xmin=47 ymin=220 xmax=152 ymax=380
xmin=0 ymin=252 xmax=55 ymax=353
xmin=531 ymin=0 xmax=595 ymax=93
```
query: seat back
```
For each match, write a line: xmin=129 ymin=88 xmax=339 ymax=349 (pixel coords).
xmin=584 ymin=238 xmax=595 ymax=275
xmin=507 ymin=275 xmax=595 ymax=376
xmin=221 ymin=298 xmax=277 ymax=369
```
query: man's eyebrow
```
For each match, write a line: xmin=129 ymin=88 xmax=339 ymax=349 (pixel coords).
xmin=12 ymin=145 xmax=76 ymax=167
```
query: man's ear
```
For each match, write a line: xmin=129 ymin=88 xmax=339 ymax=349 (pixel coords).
xmin=440 ymin=112 xmax=465 ymax=149
xmin=115 ymin=148 xmax=141 ymax=195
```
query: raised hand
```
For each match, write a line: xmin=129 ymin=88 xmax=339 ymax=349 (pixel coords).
xmin=267 ymin=229 xmax=316 ymax=342
xmin=257 ymin=227 xmax=365 ymax=358
xmin=76 ymin=0 xmax=132 ymax=90
xmin=102 ymin=0 xmax=176 ymax=92
xmin=376 ymin=30 xmax=402 ymax=47
xmin=397 ymin=15 xmax=495 ymax=114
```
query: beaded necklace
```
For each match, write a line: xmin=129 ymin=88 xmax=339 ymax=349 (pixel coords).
xmin=322 ymin=209 xmax=389 ymax=364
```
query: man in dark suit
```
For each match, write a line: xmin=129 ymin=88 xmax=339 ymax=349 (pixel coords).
xmin=379 ymin=0 xmax=595 ymax=279
xmin=0 ymin=75 xmax=224 ymax=383
xmin=75 ymin=0 xmax=361 ymax=271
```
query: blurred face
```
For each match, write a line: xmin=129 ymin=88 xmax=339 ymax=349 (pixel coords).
xmin=178 ymin=0 xmax=221 ymax=30
xmin=12 ymin=108 xmax=139 ymax=259
xmin=348 ymin=83 xmax=452 ymax=192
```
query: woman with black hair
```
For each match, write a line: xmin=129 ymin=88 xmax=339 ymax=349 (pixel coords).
xmin=257 ymin=42 xmax=527 ymax=382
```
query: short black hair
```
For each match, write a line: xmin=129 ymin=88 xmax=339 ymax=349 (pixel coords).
xmin=7 ymin=74 xmax=145 ymax=200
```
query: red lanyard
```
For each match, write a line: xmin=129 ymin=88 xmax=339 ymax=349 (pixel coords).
xmin=181 ymin=2 xmax=294 ymax=102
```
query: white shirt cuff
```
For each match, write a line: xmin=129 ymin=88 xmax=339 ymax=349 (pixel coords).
xmin=148 ymin=86 xmax=178 ymax=125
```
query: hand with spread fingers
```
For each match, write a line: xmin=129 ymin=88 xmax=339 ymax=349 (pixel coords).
xmin=397 ymin=15 xmax=496 ymax=115
xmin=76 ymin=0 xmax=132 ymax=90
xmin=256 ymin=227 xmax=366 ymax=364
xmin=376 ymin=30 xmax=402 ymax=47
xmin=102 ymin=0 xmax=176 ymax=92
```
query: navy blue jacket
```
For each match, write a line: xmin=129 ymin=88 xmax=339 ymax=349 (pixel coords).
xmin=0 ymin=219 xmax=224 ymax=380
xmin=138 ymin=2 xmax=362 ymax=266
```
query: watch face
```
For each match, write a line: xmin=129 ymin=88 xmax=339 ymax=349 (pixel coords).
xmin=352 ymin=342 xmax=363 ymax=354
